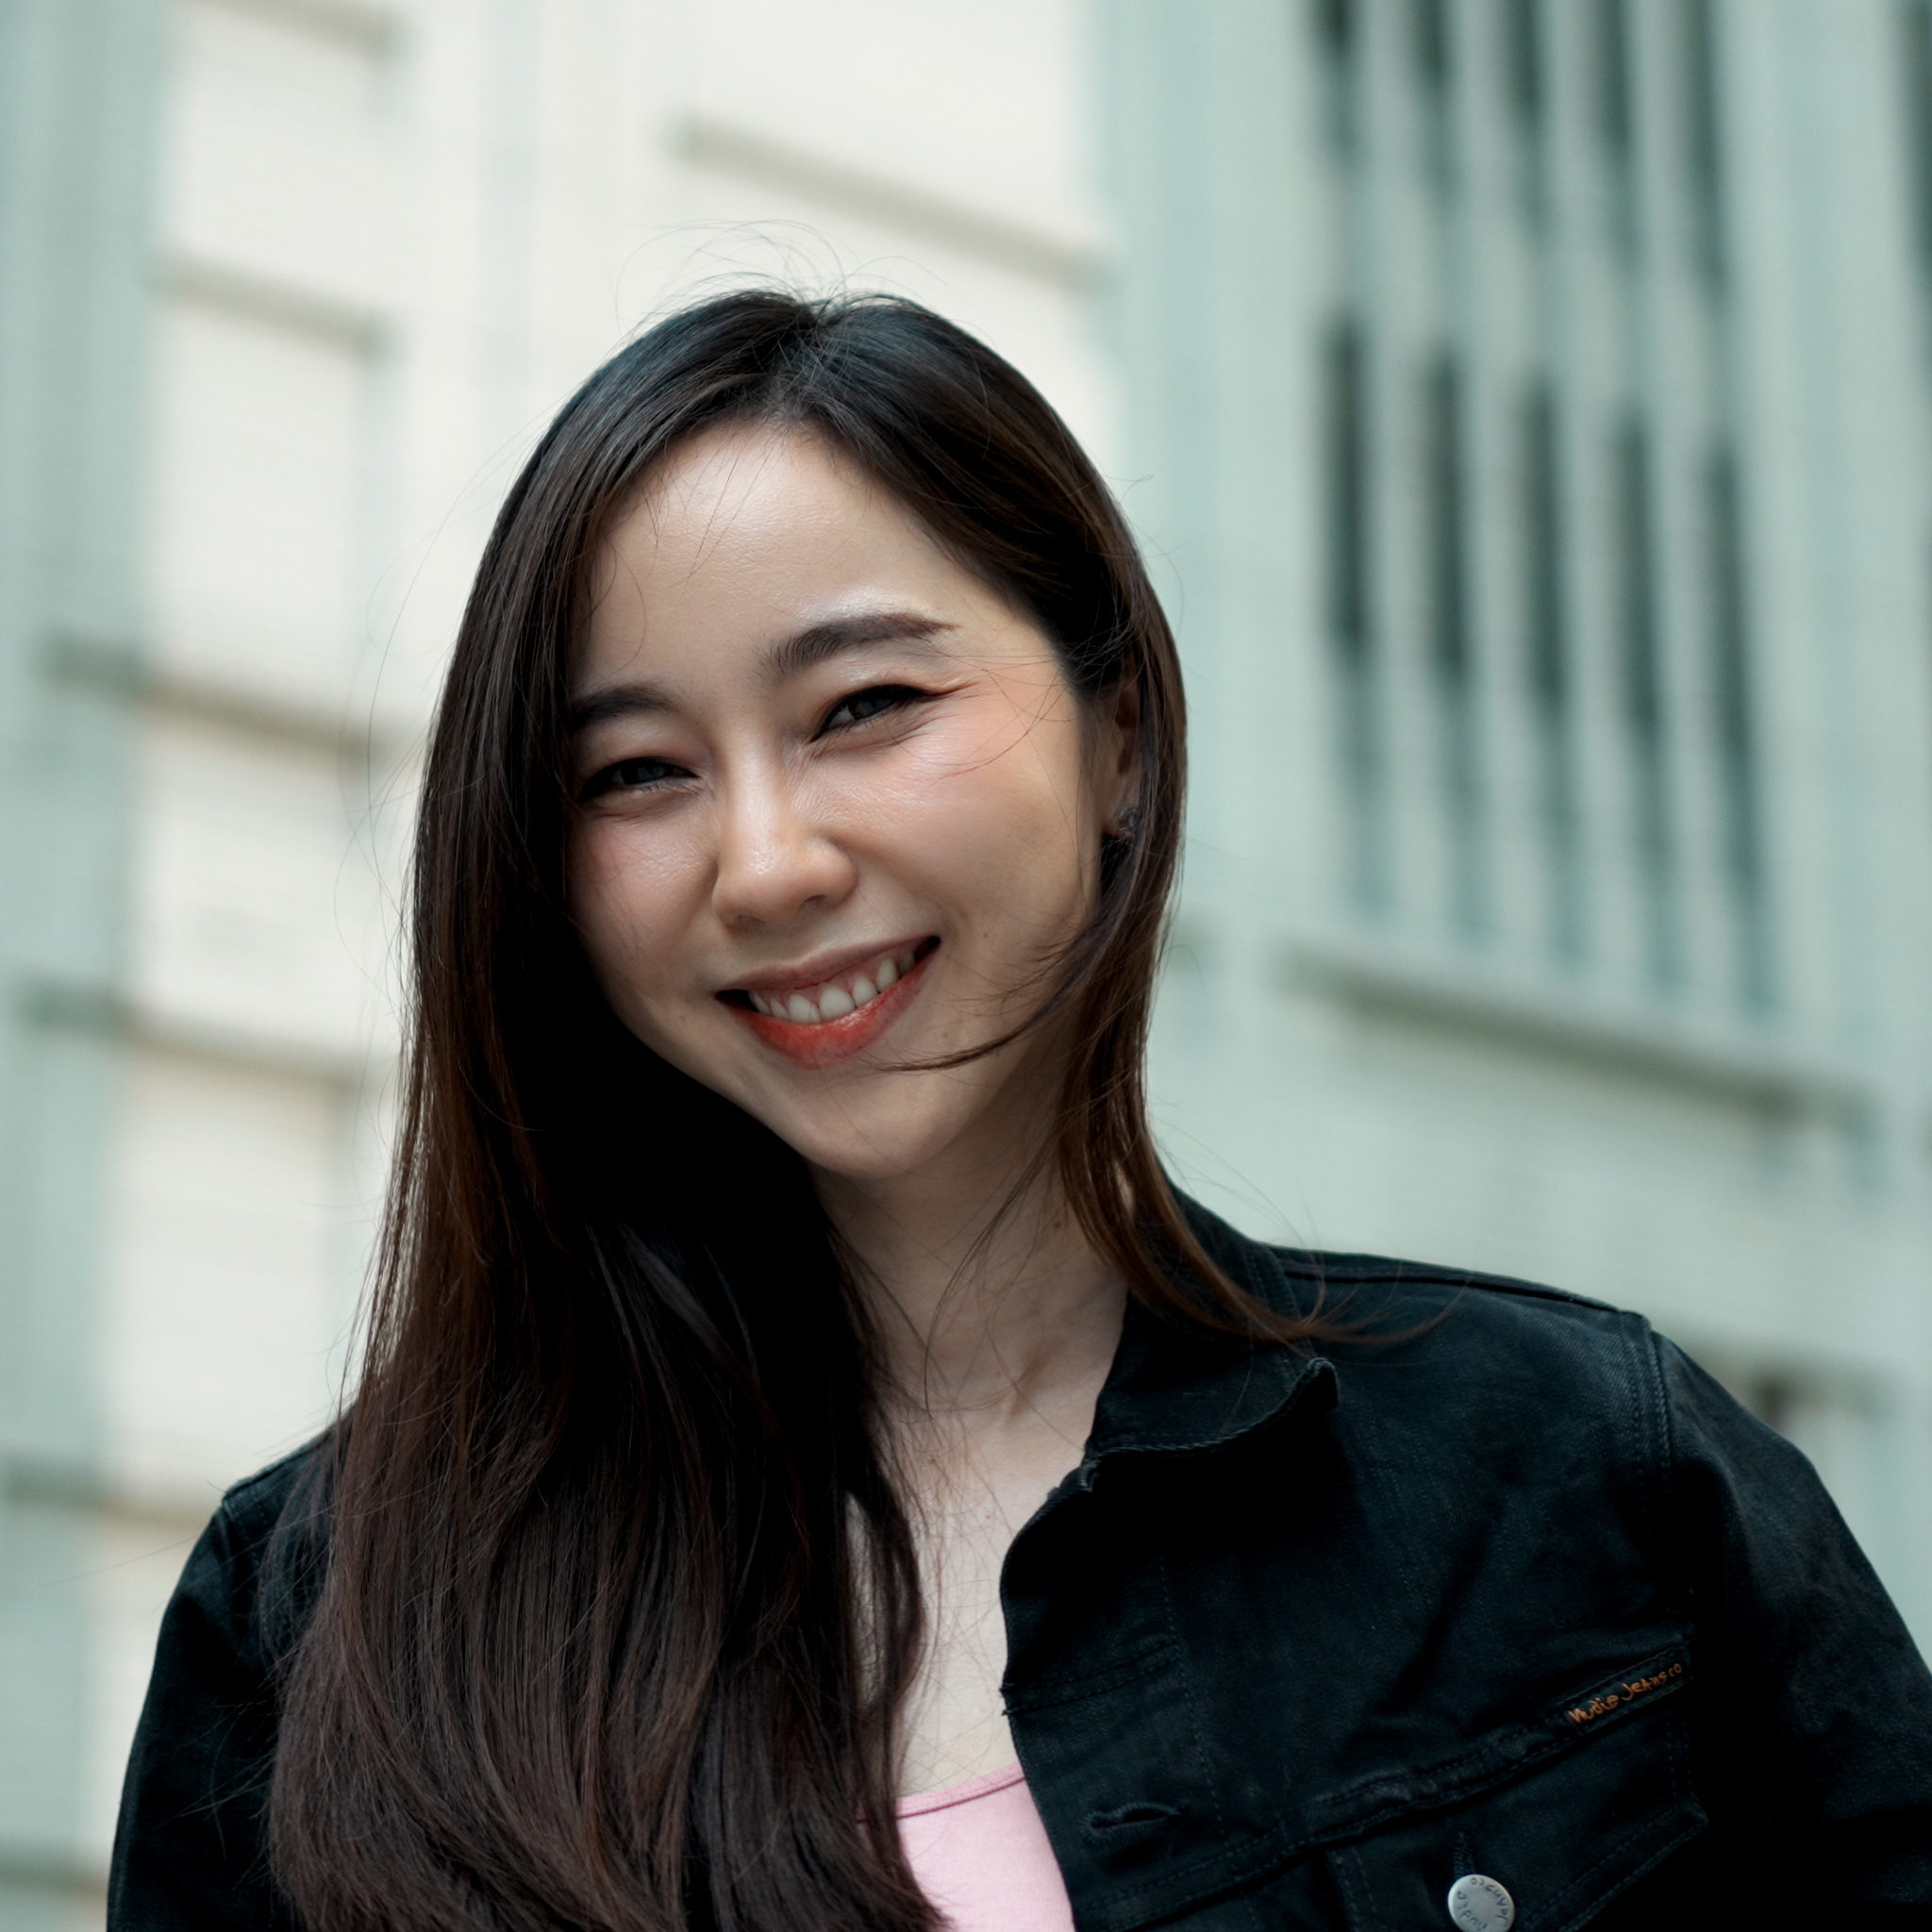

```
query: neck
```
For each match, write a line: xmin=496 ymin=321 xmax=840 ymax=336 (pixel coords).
xmin=813 ymin=1148 xmax=1125 ymax=1427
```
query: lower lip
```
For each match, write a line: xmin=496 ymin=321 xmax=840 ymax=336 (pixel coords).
xmin=726 ymin=947 xmax=935 ymax=1069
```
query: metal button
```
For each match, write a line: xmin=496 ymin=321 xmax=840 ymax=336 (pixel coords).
xmin=1445 ymin=1873 xmax=1515 ymax=1932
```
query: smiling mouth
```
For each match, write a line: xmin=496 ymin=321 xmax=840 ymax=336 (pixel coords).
xmin=724 ymin=938 xmax=936 ymax=1024
xmin=720 ymin=938 xmax=939 ymax=1067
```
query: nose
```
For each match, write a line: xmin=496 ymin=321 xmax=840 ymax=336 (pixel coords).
xmin=710 ymin=760 xmax=858 ymax=930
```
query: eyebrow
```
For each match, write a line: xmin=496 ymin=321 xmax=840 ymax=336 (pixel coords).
xmin=768 ymin=609 xmax=954 ymax=679
xmin=568 ymin=609 xmax=956 ymax=732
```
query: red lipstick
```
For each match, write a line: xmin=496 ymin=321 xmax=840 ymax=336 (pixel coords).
xmin=724 ymin=941 xmax=936 ymax=1070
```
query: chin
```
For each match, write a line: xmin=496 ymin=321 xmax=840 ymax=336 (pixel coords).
xmin=634 ymin=1011 xmax=1029 ymax=1187
xmin=773 ymin=1108 xmax=973 ymax=1184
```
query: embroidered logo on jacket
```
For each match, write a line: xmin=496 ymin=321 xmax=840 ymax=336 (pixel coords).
xmin=1565 ymin=1660 xmax=1685 ymax=1725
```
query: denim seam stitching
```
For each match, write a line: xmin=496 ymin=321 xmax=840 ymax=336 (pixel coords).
xmin=1004 ymin=1643 xmax=1178 ymax=1712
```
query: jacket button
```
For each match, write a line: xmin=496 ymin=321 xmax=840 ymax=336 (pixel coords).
xmin=1445 ymin=1874 xmax=1514 ymax=1932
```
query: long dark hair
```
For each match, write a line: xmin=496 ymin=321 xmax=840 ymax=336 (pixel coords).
xmin=269 ymin=290 xmax=1318 ymax=1932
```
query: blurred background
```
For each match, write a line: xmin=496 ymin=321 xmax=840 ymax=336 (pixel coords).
xmin=2 ymin=0 xmax=1929 ymax=1923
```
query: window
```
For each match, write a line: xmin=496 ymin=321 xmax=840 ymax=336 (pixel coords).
xmin=1311 ymin=0 xmax=1766 ymax=1014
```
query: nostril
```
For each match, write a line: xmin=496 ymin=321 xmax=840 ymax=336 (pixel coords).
xmin=1088 ymin=1801 xmax=1182 ymax=1833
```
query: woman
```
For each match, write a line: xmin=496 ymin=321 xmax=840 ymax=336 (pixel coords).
xmin=110 ymin=291 xmax=1931 ymax=1932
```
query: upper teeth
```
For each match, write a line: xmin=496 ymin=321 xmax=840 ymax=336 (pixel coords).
xmin=745 ymin=944 xmax=916 ymax=1024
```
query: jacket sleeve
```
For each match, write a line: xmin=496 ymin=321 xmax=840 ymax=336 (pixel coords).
xmin=1657 ymin=1336 xmax=1932 ymax=1908
xmin=107 ymin=1472 xmax=303 ymax=1931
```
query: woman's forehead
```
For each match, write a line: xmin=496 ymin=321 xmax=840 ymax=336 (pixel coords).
xmin=579 ymin=428 xmax=1036 ymax=688
xmin=607 ymin=425 xmax=899 ymax=575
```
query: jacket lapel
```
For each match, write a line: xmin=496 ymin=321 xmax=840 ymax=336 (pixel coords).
xmin=1085 ymin=1198 xmax=1337 ymax=1464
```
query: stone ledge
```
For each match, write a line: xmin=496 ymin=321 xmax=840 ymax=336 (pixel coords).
xmin=1278 ymin=934 xmax=1886 ymax=1127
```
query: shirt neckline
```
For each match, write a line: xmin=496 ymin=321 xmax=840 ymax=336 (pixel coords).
xmin=895 ymin=1762 xmax=1026 ymax=1819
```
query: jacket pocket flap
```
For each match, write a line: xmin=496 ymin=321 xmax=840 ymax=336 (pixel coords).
xmin=1325 ymin=1674 xmax=1705 ymax=1932
xmin=1302 ymin=1644 xmax=1693 ymax=1847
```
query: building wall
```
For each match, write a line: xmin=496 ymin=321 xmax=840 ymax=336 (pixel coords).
xmin=12 ymin=5 xmax=1927 ymax=1924
xmin=0 ymin=4 xmax=166 ymax=1924
xmin=1106 ymin=0 xmax=1932 ymax=1645
xmin=0 ymin=2 xmax=1112 ymax=1923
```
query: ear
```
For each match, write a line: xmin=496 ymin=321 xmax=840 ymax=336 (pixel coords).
xmin=1098 ymin=676 xmax=1142 ymax=835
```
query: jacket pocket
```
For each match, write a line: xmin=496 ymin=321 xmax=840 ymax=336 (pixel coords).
xmin=1323 ymin=1688 xmax=1704 ymax=1932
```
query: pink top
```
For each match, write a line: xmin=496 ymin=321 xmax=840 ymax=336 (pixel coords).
xmin=897 ymin=1764 xmax=1075 ymax=1932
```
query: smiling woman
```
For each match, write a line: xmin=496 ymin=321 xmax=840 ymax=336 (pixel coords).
xmin=108 ymin=293 xmax=1932 ymax=1932
xmin=569 ymin=425 xmax=1132 ymax=1138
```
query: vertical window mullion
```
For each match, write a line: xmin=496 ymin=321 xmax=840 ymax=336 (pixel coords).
xmin=1317 ymin=0 xmax=1390 ymax=912
xmin=1424 ymin=349 xmax=1481 ymax=931
xmin=1522 ymin=380 xmax=1583 ymax=958
xmin=1324 ymin=317 xmax=1386 ymax=909
xmin=1705 ymin=441 xmax=1770 ymax=1008
xmin=1611 ymin=412 xmax=1676 ymax=983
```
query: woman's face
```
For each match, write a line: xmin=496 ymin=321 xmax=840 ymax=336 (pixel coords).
xmin=568 ymin=422 xmax=1133 ymax=1186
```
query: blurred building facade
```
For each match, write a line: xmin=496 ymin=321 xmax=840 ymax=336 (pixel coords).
xmin=1112 ymin=0 xmax=1932 ymax=1650
xmin=4 ymin=1 xmax=1932 ymax=1927
xmin=0 ymin=2 xmax=1108 ymax=1924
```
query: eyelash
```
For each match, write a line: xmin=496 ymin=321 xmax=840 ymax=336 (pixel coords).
xmin=578 ymin=756 xmax=686 ymax=802
xmin=578 ymin=685 xmax=934 ymax=801
xmin=817 ymin=683 xmax=932 ymax=733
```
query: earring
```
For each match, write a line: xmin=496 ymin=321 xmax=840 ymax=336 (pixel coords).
xmin=1113 ymin=802 xmax=1141 ymax=841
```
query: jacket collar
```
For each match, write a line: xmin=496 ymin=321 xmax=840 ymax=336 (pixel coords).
xmin=1084 ymin=1196 xmax=1336 ymax=1461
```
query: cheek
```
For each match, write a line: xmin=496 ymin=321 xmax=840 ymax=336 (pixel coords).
xmin=568 ymin=823 xmax=706 ymax=1008
xmin=846 ymin=717 xmax=1097 ymax=929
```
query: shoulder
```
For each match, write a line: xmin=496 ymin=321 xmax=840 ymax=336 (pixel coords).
xmin=1185 ymin=1176 xmax=1653 ymax=1374
xmin=217 ymin=1437 xmax=324 ymax=1536
xmin=1271 ymin=1244 xmax=1649 ymax=1374
xmin=1178 ymin=1191 xmax=1662 ymax=1433
xmin=109 ymin=1441 xmax=331 ymax=1929
xmin=177 ymin=1437 xmax=334 ymax=1669
xmin=1280 ymin=1246 xmax=1674 ymax=1468
xmin=205 ymin=1436 xmax=327 ymax=1562
xmin=1306 ymin=1254 xmax=1660 ymax=1470
xmin=1161 ymin=1198 xmax=1674 ymax=1514
xmin=1180 ymin=1191 xmax=1628 ymax=1336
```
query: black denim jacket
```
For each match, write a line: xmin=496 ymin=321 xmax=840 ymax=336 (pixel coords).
xmin=110 ymin=1205 xmax=1932 ymax=1929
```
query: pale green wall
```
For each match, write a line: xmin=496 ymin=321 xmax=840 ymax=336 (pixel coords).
xmin=1103 ymin=0 xmax=1932 ymax=1642
xmin=0 ymin=0 xmax=164 ymax=1921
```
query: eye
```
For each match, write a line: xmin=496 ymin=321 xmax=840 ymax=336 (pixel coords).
xmin=578 ymin=755 xmax=689 ymax=802
xmin=818 ymin=684 xmax=932 ymax=734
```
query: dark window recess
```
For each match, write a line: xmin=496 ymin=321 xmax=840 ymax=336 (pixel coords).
xmin=1312 ymin=0 xmax=1355 ymax=54
xmin=1900 ymin=4 xmax=1932 ymax=302
xmin=1424 ymin=355 xmax=1471 ymax=690
xmin=1612 ymin=416 xmax=1677 ymax=984
xmin=1523 ymin=382 xmax=1584 ymax=959
xmin=1705 ymin=443 xmax=1770 ymax=1007
xmin=1325 ymin=321 xmax=1372 ymax=666
xmin=1502 ymin=0 xmax=1548 ymax=225
xmin=1324 ymin=318 xmax=1386 ymax=907
xmin=1682 ymin=0 xmax=1727 ymax=290
xmin=1424 ymin=352 xmax=1483 ymax=931
xmin=1314 ymin=0 xmax=1361 ymax=158
xmin=1595 ymin=0 xmax=1635 ymax=158
xmin=1411 ymin=0 xmax=1449 ymax=84
xmin=1594 ymin=0 xmax=1638 ymax=254
xmin=1411 ymin=0 xmax=1455 ymax=190
xmin=1730 ymin=1366 xmax=1799 ymax=1438
xmin=1503 ymin=0 xmax=1543 ymax=125
xmin=1524 ymin=391 xmax=1564 ymax=719
xmin=1899 ymin=8 xmax=1932 ymax=892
